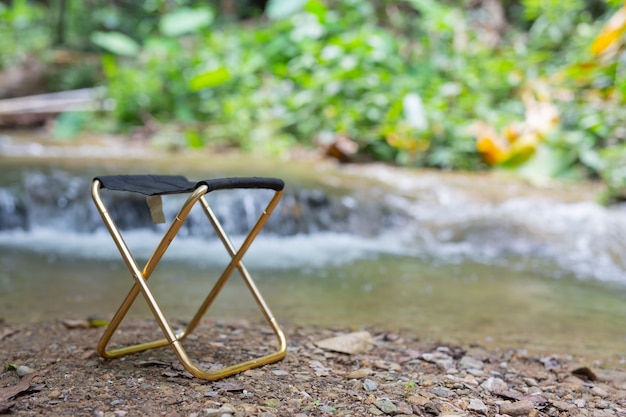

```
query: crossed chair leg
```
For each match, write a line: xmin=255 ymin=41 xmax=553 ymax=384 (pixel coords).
xmin=91 ymin=180 xmax=287 ymax=380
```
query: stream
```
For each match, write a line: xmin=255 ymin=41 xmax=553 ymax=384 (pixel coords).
xmin=1 ymin=131 xmax=625 ymax=361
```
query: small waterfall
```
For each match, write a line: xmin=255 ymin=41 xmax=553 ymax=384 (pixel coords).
xmin=2 ymin=163 xmax=626 ymax=283
xmin=0 ymin=168 xmax=409 ymax=237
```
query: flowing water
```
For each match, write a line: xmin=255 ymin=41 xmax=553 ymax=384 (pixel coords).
xmin=1 ymin=131 xmax=626 ymax=362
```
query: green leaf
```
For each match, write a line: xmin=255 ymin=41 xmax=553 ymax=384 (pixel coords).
xmin=185 ymin=130 xmax=204 ymax=148
xmin=515 ymin=145 xmax=577 ymax=181
xmin=266 ymin=0 xmax=307 ymax=20
xmin=3 ymin=363 xmax=18 ymax=371
xmin=189 ymin=68 xmax=232 ymax=90
xmin=88 ymin=318 xmax=110 ymax=328
xmin=91 ymin=31 xmax=140 ymax=56
xmin=159 ymin=7 xmax=214 ymax=37
xmin=53 ymin=112 xmax=88 ymax=141
xmin=305 ymin=0 xmax=328 ymax=21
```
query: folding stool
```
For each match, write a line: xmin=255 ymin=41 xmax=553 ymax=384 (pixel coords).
xmin=91 ymin=174 xmax=287 ymax=380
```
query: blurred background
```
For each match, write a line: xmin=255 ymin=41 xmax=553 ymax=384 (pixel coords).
xmin=1 ymin=0 xmax=626 ymax=363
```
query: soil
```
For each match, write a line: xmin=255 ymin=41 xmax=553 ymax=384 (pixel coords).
xmin=1 ymin=318 xmax=626 ymax=417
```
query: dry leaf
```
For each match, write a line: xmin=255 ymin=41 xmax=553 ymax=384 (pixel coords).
xmin=309 ymin=360 xmax=331 ymax=377
xmin=0 ymin=373 xmax=37 ymax=402
xmin=0 ymin=327 xmax=18 ymax=342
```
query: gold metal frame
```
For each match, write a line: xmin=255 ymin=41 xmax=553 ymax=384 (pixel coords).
xmin=91 ymin=179 xmax=287 ymax=380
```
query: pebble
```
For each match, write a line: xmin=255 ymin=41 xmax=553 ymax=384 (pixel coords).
xmin=480 ymin=377 xmax=508 ymax=393
xmin=552 ymin=399 xmax=575 ymax=411
xmin=467 ymin=398 xmax=489 ymax=414
xmin=431 ymin=387 xmax=456 ymax=398
xmin=347 ymin=368 xmax=372 ymax=379
xmin=369 ymin=406 xmax=383 ymax=415
xmin=407 ymin=395 xmax=430 ymax=406
xmin=523 ymin=377 xmax=538 ymax=387
xmin=591 ymin=386 xmax=610 ymax=398
xmin=375 ymin=399 xmax=397 ymax=414
xmin=363 ymin=379 xmax=379 ymax=391
xmin=203 ymin=404 xmax=236 ymax=417
xmin=16 ymin=365 xmax=35 ymax=376
xmin=271 ymin=370 xmax=289 ymax=376
xmin=459 ymin=356 xmax=484 ymax=370
xmin=595 ymin=400 xmax=610 ymax=409
xmin=422 ymin=352 xmax=455 ymax=371
xmin=574 ymin=399 xmax=587 ymax=408
xmin=498 ymin=400 xmax=534 ymax=416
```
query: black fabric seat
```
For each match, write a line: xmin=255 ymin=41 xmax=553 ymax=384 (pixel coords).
xmin=95 ymin=174 xmax=284 ymax=196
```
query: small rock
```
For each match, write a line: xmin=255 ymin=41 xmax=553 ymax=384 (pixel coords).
xmin=459 ymin=356 xmax=484 ymax=370
xmin=498 ymin=400 xmax=534 ymax=416
xmin=523 ymin=377 xmax=538 ymax=387
xmin=595 ymin=400 xmax=610 ymax=409
xmin=375 ymin=399 xmax=397 ymax=414
xmin=422 ymin=352 xmax=454 ymax=371
xmin=467 ymin=398 xmax=488 ymax=415
xmin=430 ymin=387 xmax=456 ymax=398
xmin=591 ymin=386 xmax=609 ymax=398
xmin=315 ymin=331 xmax=375 ymax=354
xmin=16 ymin=366 xmax=35 ymax=377
xmin=271 ymin=370 xmax=289 ymax=376
xmin=309 ymin=360 xmax=330 ymax=377
xmin=220 ymin=404 xmax=237 ymax=413
xmin=203 ymin=404 xmax=237 ymax=417
xmin=480 ymin=377 xmax=508 ymax=393
xmin=574 ymin=399 xmax=586 ymax=408
xmin=347 ymin=368 xmax=372 ymax=379
xmin=407 ymin=395 xmax=429 ymax=407
xmin=368 ymin=406 xmax=384 ymax=416
xmin=62 ymin=319 xmax=90 ymax=329
xmin=423 ymin=402 xmax=441 ymax=416
xmin=363 ymin=378 xmax=378 ymax=391
xmin=243 ymin=369 xmax=264 ymax=378
xmin=396 ymin=402 xmax=413 ymax=414
xmin=551 ymin=400 xmax=574 ymax=411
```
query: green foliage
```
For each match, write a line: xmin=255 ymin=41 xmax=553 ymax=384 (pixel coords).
xmin=522 ymin=0 xmax=586 ymax=22
xmin=91 ymin=32 xmax=141 ymax=56
xmin=159 ymin=7 xmax=215 ymax=37
xmin=266 ymin=0 xmax=308 ymax=20
xmin=2 ymin=0 xmax=626 ymax=197
xmin=76 ymin=0 xmax=625 ymax=172
xmin=0 ymin=0 xmax=49 ymax=69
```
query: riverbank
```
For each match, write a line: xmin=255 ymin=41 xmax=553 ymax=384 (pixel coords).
xmin=1 ymin=319 xmax=625 ymax=416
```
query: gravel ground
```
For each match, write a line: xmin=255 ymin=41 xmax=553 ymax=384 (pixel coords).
xmin=1 ymin=319 xmax=626 ymax=416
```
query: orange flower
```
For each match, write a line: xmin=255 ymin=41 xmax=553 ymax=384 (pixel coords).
xmin=476 ymin=136 xmax=508 ymax=165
